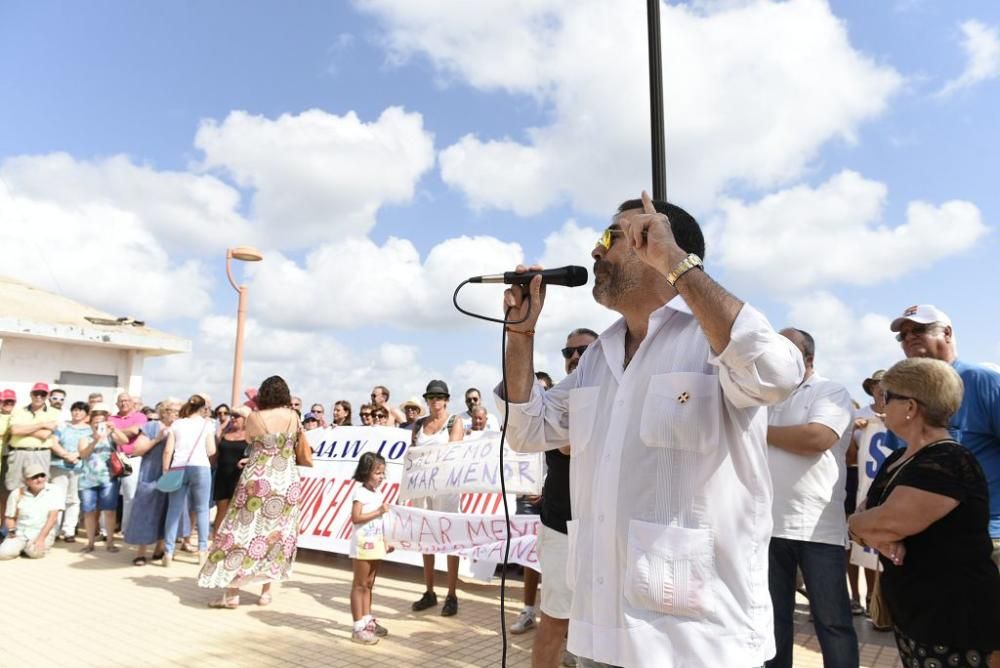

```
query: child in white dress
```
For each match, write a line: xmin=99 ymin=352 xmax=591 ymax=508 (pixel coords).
xmin=350 ymin=452 xmax=391 ymax=645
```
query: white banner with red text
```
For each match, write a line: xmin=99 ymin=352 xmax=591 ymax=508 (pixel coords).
xmin=384 ymin=504 xmax=540 ymax=570
xmin=296 ymin=426 xmax=537 ymax=574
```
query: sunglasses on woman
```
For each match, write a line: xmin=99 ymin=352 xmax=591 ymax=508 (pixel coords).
xmin=884 ymin=390 xmax=921 ymax=405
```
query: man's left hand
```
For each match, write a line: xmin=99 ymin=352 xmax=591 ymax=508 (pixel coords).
xmin=619 ymin=190 xmax=688 ymax=277
xmin=32 ymin=538 xmax=46 ymax=554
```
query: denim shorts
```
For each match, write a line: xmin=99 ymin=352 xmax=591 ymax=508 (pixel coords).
xmin=79 ymin=480 xmax=120 ymax=513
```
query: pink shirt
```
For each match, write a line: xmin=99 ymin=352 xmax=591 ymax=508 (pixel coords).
xmin=109 ymin=412 xmax=148 ymax=456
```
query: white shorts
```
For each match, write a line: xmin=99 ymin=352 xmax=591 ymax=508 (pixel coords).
xmin=414 ymin=494 xmax=460 ymax=513
xmin=538 ymin=524 xmax=572 ymax=619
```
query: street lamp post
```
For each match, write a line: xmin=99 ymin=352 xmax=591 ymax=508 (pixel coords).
xmin=226 ymin=246 xmax=264 ymax=407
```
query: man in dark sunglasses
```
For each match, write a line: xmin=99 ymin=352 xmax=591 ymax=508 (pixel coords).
xmin=370 ymin=385 xmax=404 ymax=426
xmin=0 ymin=464 xmax=63 ymax=560
xmin=515 ymin=327 xmax=598 ymax=666
xmin=461 ymin=388 xmax=499 ymax=434
xmin=888 ymin=304 xmax=1000 ymax=570
xmin=496 ymin=192 xmax=803 ymax=667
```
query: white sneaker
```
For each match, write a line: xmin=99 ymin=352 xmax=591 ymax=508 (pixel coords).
xmin=561 ymin=650 xmax=578 ymax=667
xmin=510 ymin=608 xmax=537 ymax=634
xmin=352 ymin=619 xmax=380 ymax=645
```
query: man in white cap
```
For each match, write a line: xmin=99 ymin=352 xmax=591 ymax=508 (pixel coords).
xmin=0 ymin=464 xmax=64 ymax=559
xmin=890 ymin=304 xmax=1000 ymax=569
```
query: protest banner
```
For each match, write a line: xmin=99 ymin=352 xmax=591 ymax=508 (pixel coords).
xmin=849 ymin=417 xmax=893 ymax=571
xmin=384 ymin=504 xmax=540 ymax=570
xmin=296 ymin=426 xmax=527 ymax=572
xmin=399 ymin=432 xmax=543 ymax=501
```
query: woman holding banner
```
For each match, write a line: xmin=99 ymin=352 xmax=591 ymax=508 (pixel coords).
xmin=198 ymin=376 xmax=303 ymax=609
xmin=849 ymin=358 xmax=1000 ymax=666
xmin=409 ymin=379 xmax=466 ymax=617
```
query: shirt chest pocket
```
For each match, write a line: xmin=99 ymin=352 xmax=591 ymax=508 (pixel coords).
xmin=568 ymin=386 xmax=601 ymax=455
xmin=639 ymin=372 xmax=721 ymax=454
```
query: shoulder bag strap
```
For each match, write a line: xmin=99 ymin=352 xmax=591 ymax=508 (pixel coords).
xmin=176 ymin=420 xmax=211 ymax=468
xmin=877 ymin=439 xmax=953 ymax=504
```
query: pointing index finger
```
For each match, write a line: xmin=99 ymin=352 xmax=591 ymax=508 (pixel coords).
xmin=641 ymin=190 xmax=656 ymax=214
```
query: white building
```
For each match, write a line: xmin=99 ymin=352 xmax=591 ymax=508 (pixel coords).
xmin=0 ymin=276 xmax=190 ymax=406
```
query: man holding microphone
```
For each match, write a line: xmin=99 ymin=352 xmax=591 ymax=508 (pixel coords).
xmin=497 ymin=192 xmax=803 ymax=667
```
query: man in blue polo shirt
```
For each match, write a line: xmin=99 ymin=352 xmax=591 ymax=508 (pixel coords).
xmin=888 ymin=304 xmax=1000 ymax=569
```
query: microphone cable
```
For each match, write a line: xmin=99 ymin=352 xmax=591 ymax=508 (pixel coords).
xmin=452 ymin=279 xmax=532 ymax=668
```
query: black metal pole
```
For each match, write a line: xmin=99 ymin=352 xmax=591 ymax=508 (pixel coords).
xmin=647 ymin=0 xmax=667 ymax=202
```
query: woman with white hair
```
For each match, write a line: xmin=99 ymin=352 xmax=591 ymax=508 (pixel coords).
xmin=124 ymin=398 xmax=183 ymax=566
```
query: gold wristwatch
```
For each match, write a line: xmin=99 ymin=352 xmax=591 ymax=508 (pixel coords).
xmin=666 ymin=253 xmax=704 ymax=287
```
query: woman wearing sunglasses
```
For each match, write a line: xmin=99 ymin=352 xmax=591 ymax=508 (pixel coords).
xmin=358 ymin=404 xmax=375 ymax=427
xmin=409 ymin=379 xmax=466 ymax=617
xmin=371 ymin=407 xmax=391 ymax=426
xmin=849 ymin=358 xmax=1000 ymax=666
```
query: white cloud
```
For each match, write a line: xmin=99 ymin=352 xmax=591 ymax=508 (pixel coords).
xmin=244 ymin=234 xmax=524 ymax=330
xmin=711 ymin=170 xmax=988 ymax=293
xmin=361 ymin=0 xmax=902 ymax=214
xmin=0 ymin=152 xmax=251 ymax=255
xmin=243 ymin=216 xmax=618 ymax=342
xmin=439 ymin=135 xmax=551 ymax=216
xmin=143 ymin=314 xmax=500 ymax=418
xmin=782 ymin=292 xmax=901 ymax=399
xmin=194 ymin=107 xmax=435 ymax=245
xmin=938 ymin=20 xmax=1000 ymax=97
xmin=0 ymin=180 xmax=212 ymax=321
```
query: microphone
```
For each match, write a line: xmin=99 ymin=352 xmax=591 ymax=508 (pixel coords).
xmin=468 ymin=265 xmax=589 ymax=287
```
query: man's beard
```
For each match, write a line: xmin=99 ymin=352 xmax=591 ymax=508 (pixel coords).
xmin=592 ymin=258 xmax=640 ymax=308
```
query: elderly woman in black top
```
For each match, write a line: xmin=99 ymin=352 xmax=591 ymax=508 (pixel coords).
xmin=849 ymin=358 xmax=1000 ymax=666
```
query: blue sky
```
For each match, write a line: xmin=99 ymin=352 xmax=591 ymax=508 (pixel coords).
xmin=2 ymin=0 xmax=998 ymax=410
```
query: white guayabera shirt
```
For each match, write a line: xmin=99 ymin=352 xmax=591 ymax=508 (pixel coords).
xmin=497 ymin=297 xmax=803 ymax=667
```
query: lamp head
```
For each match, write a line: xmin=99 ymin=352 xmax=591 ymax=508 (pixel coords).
xmin=229 ymin=246 xmax=264 ymax=262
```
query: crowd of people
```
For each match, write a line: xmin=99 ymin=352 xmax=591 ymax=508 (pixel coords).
xmin=0 ymin=375 xmax=523 ymax=646
xmin=3 ymin=193 xmax=999 ymax=667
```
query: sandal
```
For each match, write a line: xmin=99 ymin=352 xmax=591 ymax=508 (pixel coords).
xmin=132 ymin=556 xmax=147 ymax=567
xmin=106 ymin=545 xmax=120 ymax=553
xmin=257 ymin=593 xmax=272 ymax=607
xmin=151 ymin=551 xmax=165 ymax=561
xmin=180 ymin=543 xmax=197 ymax=553
xmin=208 ymin=596 xmax=240 ymax=609
xmin=850 ymin=600 xmax=865 ymax=616
xmin=81 ymin=545 xmax=96 ymax=553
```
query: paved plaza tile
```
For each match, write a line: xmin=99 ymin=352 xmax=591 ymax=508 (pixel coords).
xmin=1 ymin=541 xmax=898 ymax=667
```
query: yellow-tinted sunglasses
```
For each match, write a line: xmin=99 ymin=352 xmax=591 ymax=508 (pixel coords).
xmin=598 ymin=226 xmax=627 ymax=250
